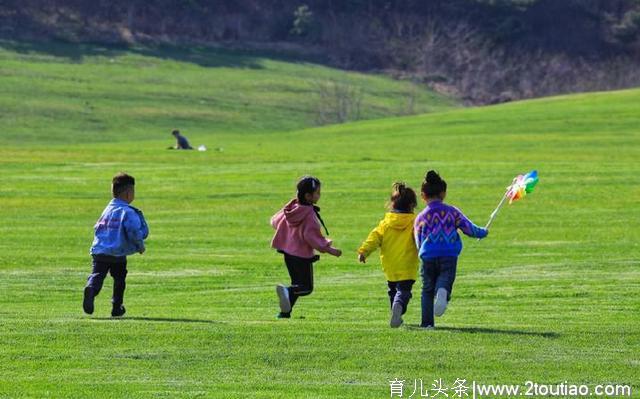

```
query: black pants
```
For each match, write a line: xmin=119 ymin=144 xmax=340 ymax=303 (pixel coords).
xmin=387 ymin=280 xmax=415 ymax=315
xmin=283 ymin=252 xmax=318 ymax=311
xmin=86 ymin=255 xmax=128 ymax=306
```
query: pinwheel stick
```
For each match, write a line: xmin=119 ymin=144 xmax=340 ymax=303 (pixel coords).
xmin=485 ymin=189 xmax=510 ymax=229
xmin=477 ymin=178 xmax=517 ymax=241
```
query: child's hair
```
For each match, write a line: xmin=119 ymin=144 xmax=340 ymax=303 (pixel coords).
xmin=172 ymin=129 xmax=180 ymax=136
xmin=112 ymin=172 xmax=135 ymax=197
xmin=296 ymin=176 xmax=321 ymax=204
xmin=421 ymin=170 xmax=447 ymax=198
xmin=388 ymin=182 xmax=417 ymax=212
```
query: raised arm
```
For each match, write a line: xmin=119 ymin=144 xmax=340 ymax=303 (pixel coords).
xmin=455 ymin=208 xmax=488 ymax=239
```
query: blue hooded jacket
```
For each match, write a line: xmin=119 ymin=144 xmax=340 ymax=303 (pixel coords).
xmin=90 ymin=198 xmax=149 ymax=257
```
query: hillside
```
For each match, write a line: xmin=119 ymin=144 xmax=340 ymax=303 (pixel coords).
xmin=2 ymin=0 xmax=640 ymax=103
xmin=0 ymin=40 xmax=454 ymax=145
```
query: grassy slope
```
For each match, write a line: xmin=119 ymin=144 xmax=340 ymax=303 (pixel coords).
xmin=0 ymin=40 xmax=454 ymax=145
xmin=0 ymin=42 xmax=638 ymax=398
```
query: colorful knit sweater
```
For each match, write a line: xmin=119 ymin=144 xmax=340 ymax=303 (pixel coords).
xmin=414 ymin=200 xmax=488 ymax=259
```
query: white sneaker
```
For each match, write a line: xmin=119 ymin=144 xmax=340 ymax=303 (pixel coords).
xmin=390 ymin=302 xmax=404 ymax=328
xmin=276 ymin=284 xmax=291 ymax=313
xmin=434 ymin=288 xmax=448 ymax=317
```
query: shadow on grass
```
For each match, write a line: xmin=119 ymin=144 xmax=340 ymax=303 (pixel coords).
xmin=405 ymin=325 xmax=560 ymax=338
xmin=92 ymin=316 xmax=221 ymax=324
xmin=0 ymin=39 xmax=326 ymax=68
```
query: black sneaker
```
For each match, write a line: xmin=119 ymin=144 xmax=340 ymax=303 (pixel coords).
xmin=276 ymin=312 xmax=291 ymax=319
xmin=111 ymin=305 xmax=126 ymax=317
xmin=83 ymin=286 xmax=95 ymax=315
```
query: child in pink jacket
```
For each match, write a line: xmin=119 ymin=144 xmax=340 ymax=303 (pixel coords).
xmin=271 ymin=176 xmax=342 ymax=318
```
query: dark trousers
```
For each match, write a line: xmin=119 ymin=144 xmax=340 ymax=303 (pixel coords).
xmin=283 ymin=252 xmax=318 ymax=311
xmin=86 ymin=255 xmax=128 ymax=307
xmin=387 ymin=280 xmax=415 ymax=315
xmin=421 ymin=256 xmax=458 ymax=327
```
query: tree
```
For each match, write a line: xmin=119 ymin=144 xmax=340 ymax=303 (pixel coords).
xmin=290 ymin=5 xmax=314 ymax=37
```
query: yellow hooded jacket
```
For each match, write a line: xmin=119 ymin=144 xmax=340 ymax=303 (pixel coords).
xmin=357 ymin=212 xmax=419 ymax=281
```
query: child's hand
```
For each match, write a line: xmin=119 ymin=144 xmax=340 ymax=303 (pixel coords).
xmin=139 ymin=248 xmax=146 ymax=254
xmin=477 ymin=228 xmax=489 ymax=241
xmin=328 ymin=247 xmax=342 ymax=257
xmin=358 ymin=253 xmax=366 ymax=263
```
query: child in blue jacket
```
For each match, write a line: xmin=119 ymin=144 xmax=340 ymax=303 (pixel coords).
xmin=83 ymin=173 xmax=149 ymax=317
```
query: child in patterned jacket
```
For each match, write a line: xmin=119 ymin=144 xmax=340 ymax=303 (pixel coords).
xmin=414 ymin=170 xmax=488 ymax=328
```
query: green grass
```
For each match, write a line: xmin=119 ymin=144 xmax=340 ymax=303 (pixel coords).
xmin=0 ymin=40 xmax=454 ymax=146
xmin=0 ymin=42 xmax=639 ymax=398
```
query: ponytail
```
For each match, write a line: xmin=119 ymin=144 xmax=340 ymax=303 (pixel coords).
xmin=389 ymin=181 xmax=417 ymax=212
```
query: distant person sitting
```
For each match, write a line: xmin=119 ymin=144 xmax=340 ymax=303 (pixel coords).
xmin=169 ymin=129 xmax=193 ymax=150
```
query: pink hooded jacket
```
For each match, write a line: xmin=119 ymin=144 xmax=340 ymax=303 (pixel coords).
xmin=270 ymin=199 xmax=332 ymax=259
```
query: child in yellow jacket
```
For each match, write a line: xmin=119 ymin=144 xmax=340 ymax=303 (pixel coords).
xmin=357 ymin=182 xmax=419 ymax=328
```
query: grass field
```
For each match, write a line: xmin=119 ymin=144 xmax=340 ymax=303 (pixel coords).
xmin=0 ymin=42 xmax=639 ymax=398
xmin=0 ymin=40 xmax=453 ymax=145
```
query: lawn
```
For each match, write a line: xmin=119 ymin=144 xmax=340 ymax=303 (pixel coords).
xmin=0 ymin=40 xmax=454 ymax=146
xmin=0 ymin=42 xmax=638 ymax=398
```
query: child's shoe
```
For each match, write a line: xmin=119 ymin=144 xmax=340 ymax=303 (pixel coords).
xmin=390 ymin=302 xmax=404 ymax=328
xmin=276 ymin=312 xmax=291 ymax=319
xmin=434 ymin=288 xmax=448 ymax=316
xmin=111 ymin=305 xmax=126 ymax=317
xmin=276 ymin=284 xmax=291 ymax=313
xmin=83 ymin=286 xmax=95 ymax=315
